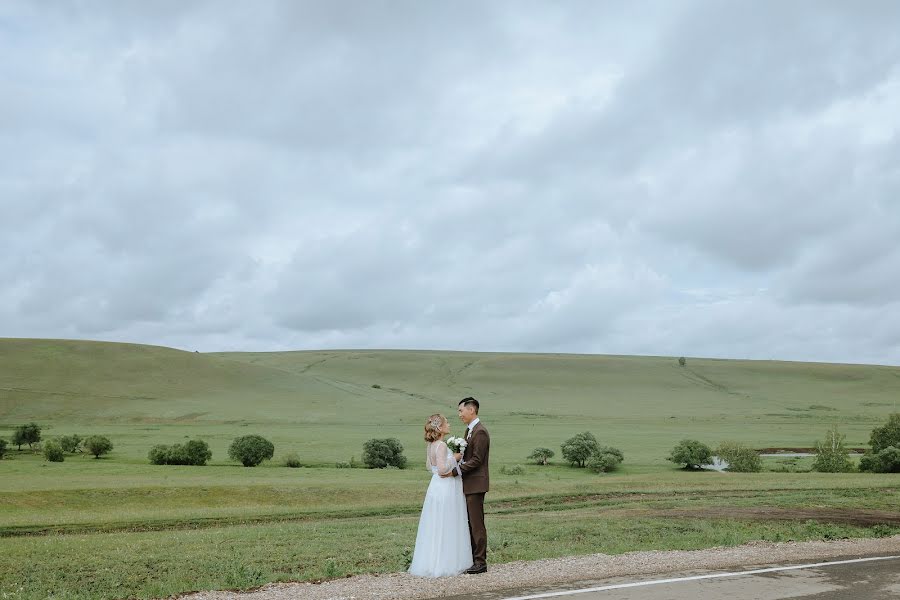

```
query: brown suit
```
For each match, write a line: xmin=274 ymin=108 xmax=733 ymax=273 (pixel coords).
xmin=455 ymin=421 xmax=490 ymax=567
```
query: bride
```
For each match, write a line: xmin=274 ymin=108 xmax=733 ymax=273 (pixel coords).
xmin=408 ymin=413 xmax=473 ymax=577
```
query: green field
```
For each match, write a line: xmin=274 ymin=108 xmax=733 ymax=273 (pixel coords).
xmin=1 ymin=338 xmax=899 ymax=599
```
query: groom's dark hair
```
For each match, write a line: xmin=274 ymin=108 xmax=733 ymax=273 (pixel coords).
xmin=459 ymin=397 xmax=479 ymax=413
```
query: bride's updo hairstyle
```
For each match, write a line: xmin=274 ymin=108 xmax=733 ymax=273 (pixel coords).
xmin=424 ymin=414 xmax=446 ymax=442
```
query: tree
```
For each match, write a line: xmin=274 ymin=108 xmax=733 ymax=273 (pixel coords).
xmin=527 ymin=447 xmax=555 ymax=465
xmin=43 ymin=440 xmax=65 ymax=462
xmin=59 ymin=434 xmax=83 ymax=454
xmin=561 ymin=432 xmax=600 ymax=468
xmin=83 ymin=435 xmax=113 ymax=459
xmin=715 ymin=441 xmax=762 ymax=473
xmin=362 ymin=438 xmax=407 ymax=469
xmin=812 ymin=426 xmax=854 ymax=473
xmin=13 ymin=423 xmax=41 ymax=450
xmin=668 ymin=439 xmax=713 ymax=470
xmin=678 ymin=357 xmax=687 ymax=367
xmin=228 ymin=435 xmax=275 ymax=467
xmin=586 ymin=446 xmax=624 ymax=473
xmin=0 ymin=439 xmax=7 ymax=459
xmin=869 ymin=413 xmax=900 ymax=454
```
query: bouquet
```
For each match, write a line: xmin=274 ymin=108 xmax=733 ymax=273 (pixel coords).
xmin=446 ymin=436 xmax=468 ymax=454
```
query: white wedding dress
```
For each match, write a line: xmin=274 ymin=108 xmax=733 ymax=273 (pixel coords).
xmin=408 ymin=440 xmax=473 ymax=577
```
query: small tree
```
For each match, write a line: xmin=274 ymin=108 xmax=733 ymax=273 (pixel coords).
xmin=59 ymin=434 xmax=83 ymax=454
xmin=812 ymin=426 xmax=854 ymax=473
xmin=43 ymin=440 xmax=65 ymax=462
xmin=228 ymin=435 xmax=275 ymax=467
xmin=0 ymin=438 xmax=8 ymax=459
xmin=362 ymin=438 xmax=407 ymax=469
xmin=668 ymin=439 xmax=713 ymax=470
xmin=14 ymin=423 xmax=41 ymax=450
xmin=678 ymin=356 xmax=686 ymax=367
xmin=586 ymin=446 xmax=624 ymax=473
xmin=561 ymin=432 xmax=600 ymax=468
xmin=869 ymin=413 xmax=900 ymax=454
xmin=527 ymin=447 xmax=555 ymax=465
xmin=715 ymin=441 xmax=762 ymax=473
xmin=83 ymin=435 xmax=113 ymax=459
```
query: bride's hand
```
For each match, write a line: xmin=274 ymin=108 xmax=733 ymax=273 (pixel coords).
xmin=453 ymin=452 xmax=463 ymax=462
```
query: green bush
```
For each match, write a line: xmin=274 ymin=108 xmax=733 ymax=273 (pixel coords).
xmin=812 ymin=426 xmax=854 ymax=473
xmin=59 ymin=434 xmax=82 ymax=454
xmin=283 ymin=452 xmax=302 ymax=468
xmin=228 ymin=435 xmax=275 ymax=467
xmin=13 ymin=422 xmax=41 ymax=450
xmin=0 ymin=439 xmax=7 ymax=459
xmin=869 ymin=413 xmax=900 ymax=454
xmin=586 ymin=446 xmax=624 ymax=473
xmin=561 ymin=432 xmax=600 ymax=467
xmin=527 ymin=447 xmax=555 ymax=465
xmin=43 ymin=440 xmax=65 ymax=462
xmin=500 ymin=464 xmax=526 ymax=475
xmin=83 ymin=435 xmax=113 ymax=459
xmin=859 ymin=446 xmax=900 ymax=473
xmin=716 ymin=441 xmax=762 ymax=473
xmin=668 ymin=439 xmax=713 ymax=470
xmin=362 ymin=438 xmax=407 ymax=469
xmin=148 ymin=440 xmax=212 ymax=466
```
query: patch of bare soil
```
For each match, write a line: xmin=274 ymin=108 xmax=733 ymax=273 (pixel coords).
xmin=649 ymin=506 xmax=900 ymax=526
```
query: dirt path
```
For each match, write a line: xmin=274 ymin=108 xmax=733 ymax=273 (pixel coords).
xmin=179 ymin=535 xmax=900 ymax=600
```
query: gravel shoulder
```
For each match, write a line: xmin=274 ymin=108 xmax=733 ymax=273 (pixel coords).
xmin=179 ymin=534 xmax=900 ymax=600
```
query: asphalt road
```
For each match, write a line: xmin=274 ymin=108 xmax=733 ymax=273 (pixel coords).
xmin=445 ymin=555 xmax=900 ymax=600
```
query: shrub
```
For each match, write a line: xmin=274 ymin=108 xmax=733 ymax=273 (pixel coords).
xmin=716 ymin=441 xmax=762 ymax=473
xmin=59 ymin=434 xmax=82 ymax=454
xmin=678 ymin=356 xmax=686 ymax=366
xmin=586 ymin=446 xmax=624 ymax=473
xmin=13 ymin=422 xmax=41 ymax=450
xmin=527 ymin=447 xmax=555 ymax=465
xmin=500 ymin=464 xmax=526 ymax=475
xmin=668 ymin=439 xmax=713 ymax=470
xmin=869 ymin=413 xmax=900 ymax=454
xmin=43 ymin=440 xmax=65 ymax=462
xmin=83 ymin=435 xmax=113 ymax=459
xmin=362 ymin=438 xmax=407 ymax=469
xmin=0 ymin=439 xmax=7 ymax=459
xmin=149 ymin=440 xmax=213 ymax=466
xmin=812 ymin=426 xmax=854 ymax=473
xmin=561 ymin=432 xmax=600 ymax=467
xmin=228 ymin=435 xmax=275 ymax=467
xmin=859 ymin=446 xmax=900 ymax=473
xmin=283 ymin=452 xmax=302 ymax=468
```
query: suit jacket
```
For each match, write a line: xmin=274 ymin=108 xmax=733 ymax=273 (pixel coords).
xmin=457 ymin=421 xmax=490 ymax=494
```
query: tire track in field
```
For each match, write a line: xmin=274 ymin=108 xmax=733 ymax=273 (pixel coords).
xmin=6 ymin=487 xmax=893 ymax=538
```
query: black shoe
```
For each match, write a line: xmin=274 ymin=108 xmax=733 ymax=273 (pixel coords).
xmin=465 ymin=564 xmax=487 ymax=574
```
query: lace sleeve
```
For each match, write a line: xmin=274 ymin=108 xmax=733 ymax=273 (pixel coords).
xmin=425 ymin=443 xmax=433 ymax=471
xmin=432 ymin=441 xmax=457 ymax=475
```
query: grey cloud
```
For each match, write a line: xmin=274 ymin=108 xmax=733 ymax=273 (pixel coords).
xmin=1 ymin=1 xmax=899 ymax=365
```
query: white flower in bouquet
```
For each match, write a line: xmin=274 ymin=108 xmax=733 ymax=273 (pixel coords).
xmin=446 ymin=436 xmax=467 ymax=453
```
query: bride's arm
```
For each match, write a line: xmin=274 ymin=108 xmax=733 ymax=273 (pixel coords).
xmin=434 ymin=441 xmax=456 ymax=475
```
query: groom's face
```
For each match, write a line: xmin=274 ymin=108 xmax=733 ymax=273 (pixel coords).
xmin=458 ymin=403 xmax=476 ymax=424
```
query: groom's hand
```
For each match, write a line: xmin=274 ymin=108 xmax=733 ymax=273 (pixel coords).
xmin=440 ymin=471 xmax=455 ymax=478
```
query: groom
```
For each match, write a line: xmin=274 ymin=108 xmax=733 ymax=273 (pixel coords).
xmin=444 ymin=396 xmax=490 ymax=574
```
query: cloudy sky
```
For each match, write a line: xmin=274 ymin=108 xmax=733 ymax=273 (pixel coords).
xmin=2 ymin=1 xmax=899 ymax=364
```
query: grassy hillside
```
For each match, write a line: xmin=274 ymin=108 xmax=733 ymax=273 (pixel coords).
xmin=2 ymin=338 xmax=899 ymax=600
xmin=1 ymin=338 xmax=898 ymax=464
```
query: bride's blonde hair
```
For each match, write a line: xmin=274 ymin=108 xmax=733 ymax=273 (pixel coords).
xmin=424 ymin=414 xmax=447 ymax=442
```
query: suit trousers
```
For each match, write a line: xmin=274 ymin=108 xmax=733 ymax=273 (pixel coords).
xmin=465 ymin=492 xmax=487 ymax=567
